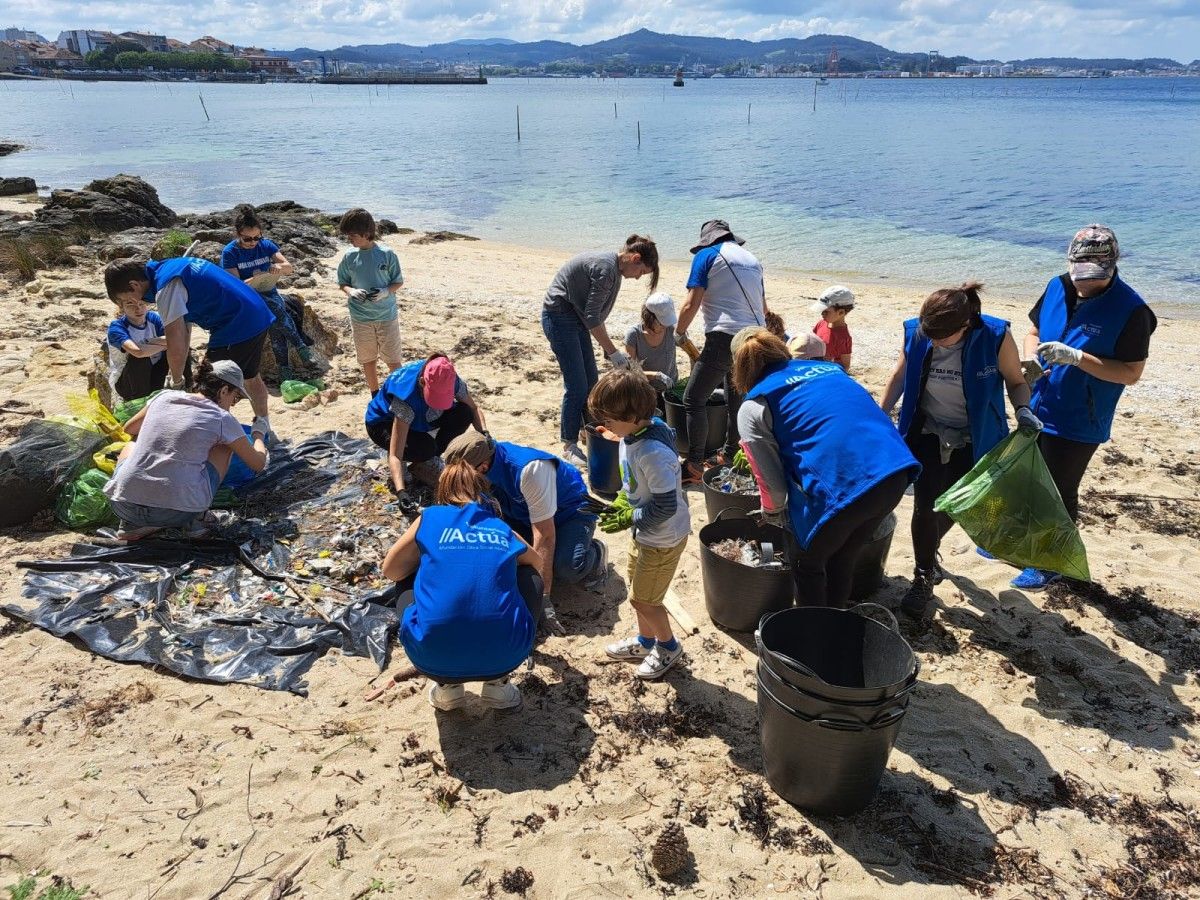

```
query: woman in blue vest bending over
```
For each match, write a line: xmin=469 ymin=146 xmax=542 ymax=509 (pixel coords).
xmin=734 ymin=328 xmax=920 ymax=609
xmin=365 ymin=352 xmax=486 ymax=493
xmin=382 ymin=461 xmax=543 ymax=711
xmin=1016 ymin=225 xmax=1156 ymax=592
xmin=880 ymin=282 xmax=1041 ymax=617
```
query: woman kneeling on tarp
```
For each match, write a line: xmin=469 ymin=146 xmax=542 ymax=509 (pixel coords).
xmin=733 ymin=328 xmax=920 ymax=609
xmin=381 ymin=460 xmax=544 ymax=712
xmin=880 ymin=282 xmax=1042 ymax=619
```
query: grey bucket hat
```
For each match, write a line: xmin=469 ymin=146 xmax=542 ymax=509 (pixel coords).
xmin=690 ymin=219 xmax=745 ymax=254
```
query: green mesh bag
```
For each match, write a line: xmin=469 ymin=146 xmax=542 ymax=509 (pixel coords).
xmin=280 ymin=379 xmax=324 ymax=403
xmin=933 ymin=429 xmax=1090 ymax=581
xmin=55 ymin=467 xmax=118 ymax=531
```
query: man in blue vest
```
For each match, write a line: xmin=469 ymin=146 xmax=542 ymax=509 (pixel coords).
xmin=443 ymin=431 xmax=607 ymax=630
xmin=105 ymin=257 xmax=276 ymax=435
xmin=1013 ymin=225 xmax=1156 ymax=591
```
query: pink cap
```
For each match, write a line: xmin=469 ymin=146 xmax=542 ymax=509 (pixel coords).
xmin=423 ymin=356 xmax=457 ymax=410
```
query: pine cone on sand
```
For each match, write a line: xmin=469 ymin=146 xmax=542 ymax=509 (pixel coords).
xmin=651 ymin=821 xmax=689 ymax=878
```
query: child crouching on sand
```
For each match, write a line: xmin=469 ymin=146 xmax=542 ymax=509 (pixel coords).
xmin=589 ymin=370 xmax=690 ymax=679
xmin=337 ymin=208 xmax=405 ymax=394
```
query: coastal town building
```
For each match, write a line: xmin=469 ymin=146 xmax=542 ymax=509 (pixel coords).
xmin=3 ymin=27 xmax=46 ymax=42
xmin=56 ymin=29 xmax=118 ymax=55
xmin=189 ymin=35 xmax=237 ymax=55
xmin=238 ymin=47 xmax=295 ymax=74
xmin=118 ymin=31 xmax=169 ymax=52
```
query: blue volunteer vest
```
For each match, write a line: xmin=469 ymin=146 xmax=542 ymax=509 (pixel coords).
xmin=365 ymin=360 xmax=430 ymax=431
xmin=897 ymin=314 xmax=1011 ymax=462
xmin=747 ymin=360 xmax=919 ymax=550
xmin=145 ymin=257 xmax=274 ymax=348
xmin=1031 ymin=274 xmax=1146 ymax=444
xmin=487 ymin=441 xmax=589 ymax=528
xmin=401 ymin=503 xmax=534 ymax=679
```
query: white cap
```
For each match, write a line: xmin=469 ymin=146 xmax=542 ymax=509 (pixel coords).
xmin=809 ymin=285 xmax=856 ymax=313
xmin=644 ymin=292 xmax=678 ymax=327
xmin=787 ymin=332 xmax=827 ymax=360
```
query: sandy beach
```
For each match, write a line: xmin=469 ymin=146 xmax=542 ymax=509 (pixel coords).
xmin=1 ymin=212 xmax=1198 ymax=899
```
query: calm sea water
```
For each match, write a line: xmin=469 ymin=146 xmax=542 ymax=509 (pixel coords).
xmin=2 ymin=76 xmax=1198 ymax=305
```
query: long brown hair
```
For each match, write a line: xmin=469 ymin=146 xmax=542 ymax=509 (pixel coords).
xmin=435 ymin=460 xmax=499 ymax=512
xmin=919 ymin=281 xmax=984 ymax=340
xmin=732 ymin=330 xmax=791 ymax=396
xmin=622 ymin=234 xmax=660 ymax=291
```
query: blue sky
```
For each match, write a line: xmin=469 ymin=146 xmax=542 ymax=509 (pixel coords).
xmin=12 ymin=0 xmax=1200 ymax=60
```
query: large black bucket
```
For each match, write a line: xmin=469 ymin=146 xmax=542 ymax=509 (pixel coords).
xmin=702 ymin=464 xmax=760 ymax=522
xmin=584 ymin=425 xmax=621 ymax=497
xmin=755 ymin=604 xmax=918 ymax=815
xmin=699 ymin=508 xmax=794 ymax=632
xmin=849 ymin=512 xmax=897 ymax=602
xmin=664 ymin=390 xmax=728 ymax=457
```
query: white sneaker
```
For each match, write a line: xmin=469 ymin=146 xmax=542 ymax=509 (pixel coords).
xmin=561 ymin=443 xmax=588 ymax=469
xmin=479 ymin=679 xmax=523 ymax=710
xmin=582 ymin=539 xmax=609 ymax=590
xmin=427 ymin=682 xmax=467 ymax=711
xmin=605 ymin=636 xmax=654 ymax=661
xmin=636 ymin=643 xmax=683 ymax=680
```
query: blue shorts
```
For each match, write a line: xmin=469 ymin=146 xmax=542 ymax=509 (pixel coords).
xmin=109 ymin=461 xmax=219 ymax=530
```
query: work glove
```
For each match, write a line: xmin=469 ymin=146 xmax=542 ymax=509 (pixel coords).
xmin=610 ymin=490 xmax=632 ymax=513
xmin=607 ymin=349 xmax=631 ymax=370
xmin=166 ymin=373 xmax=186 ymax=390
xmin=751 ymin=507 xmax=787 ymax=529
xmin=1037 ymin=341 xmax=1083 ymax=367
xmin=649 ymin=371 xmax=674 ymax=391
xmin=540 ymin=599 xmax=567 ymax=637
xmin=1020 ymin=359 xmax=1045 ymax=386
xmin=369 ymin=287 xmax=392 ymax=302
xmin=345 ymin=288 xmax=370 ymax=303
xmin=251 ymin=416 xmax=271 ymax=441
xmin=673 ymin=329 xmax=689 ymax=347
xmin=1016 ymin=406 xmax=1043 ymax=432
xmin=599 ymin=505 xmax=635 ymax=534
xmin=731 ymin=448 xmax=751 ymax=474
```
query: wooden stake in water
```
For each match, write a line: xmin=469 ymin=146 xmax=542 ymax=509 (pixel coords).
xmin=614 ymin=101 xmax=617 ymax=118
xmin=516 ymin=105 xmax=521 ymax=141
xmin=637 ymin=120 xmax=641 ymax=147
xmin=747 ymin=102 xmax=751 ymax=124
xmin=812 ymin=81 xmax=817 ymax=112
xmin=198 ymin=91 xmax=211 ymax=121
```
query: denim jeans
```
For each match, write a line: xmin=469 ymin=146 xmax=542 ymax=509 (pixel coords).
xmin=511 ymin=512 xmax=600 ymax=584
xmin=683 ymin=330 xmax=741 ymax=465
xmin=263 ymin=289 xmax=308 ymax=369
xmin=542 ymin=307 xmax=598 ymax=445
xmin=109 ymin=461 xmax=220 ymax=530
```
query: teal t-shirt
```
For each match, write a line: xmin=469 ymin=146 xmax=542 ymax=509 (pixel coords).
xmin=336 ymin=243 xmax=402 ymax=323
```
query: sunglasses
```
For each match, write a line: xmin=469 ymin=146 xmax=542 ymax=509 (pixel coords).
xmin=238 ymin=234 xmax=262 ymax=244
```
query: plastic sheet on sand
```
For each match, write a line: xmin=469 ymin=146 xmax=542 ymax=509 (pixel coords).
xmin=6 ymin=432 xmax=410 ymax=695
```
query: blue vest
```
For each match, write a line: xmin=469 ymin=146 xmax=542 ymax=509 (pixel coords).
xmin=1031 ymin=274 xmax=1146 ymax=444
xmin=487 ymin=441 xmax=589 ymax=528
xmin=897 ymin=314 xmax=1011 ymax=463
xmin=401 ymin=503 xmax=534 ymax=679
xmin=145 ymin=257 xmax=274 ymax=348
xmin=365 ymin=360 xmax=429 ymax=431
xmin=747 ymin=360 xmax=919 ymax=549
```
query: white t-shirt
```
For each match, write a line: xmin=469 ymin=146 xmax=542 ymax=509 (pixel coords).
xmin=920 ymin=341 xmax=969 ymax=429
xmin=519 ymin=459 xmax=558 ymax=524
xmin=620 ymin=433 xmax=691 ymax=548
xmin=154 ymin=278 xmax=189 ymax=327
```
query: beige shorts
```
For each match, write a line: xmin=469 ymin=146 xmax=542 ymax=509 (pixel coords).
xmin=351 ymin=318 xmax=403 ymax=369
xmin=627 ymin=536 xmax=688 ymax=606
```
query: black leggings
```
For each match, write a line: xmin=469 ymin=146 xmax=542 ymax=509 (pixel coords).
xmin=1039 ymin=433 xmax=1099 ymax=522
xmin=395 ymin=566 xmax=545 ymax=684
xmin=790 ymin=470 xmax=910 ymax=609
xmin=683 ymin=331 xmax=741 ymax=464
xmin=908 ymin=431 xmax=974 ymax=572
xmin=366 ymin=402 xmax=475 ymax=464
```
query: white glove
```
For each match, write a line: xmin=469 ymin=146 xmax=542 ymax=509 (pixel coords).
xmin=345 ymin=288 xmax=370 ymax=303
xmin=1016 ymin=406 xmax=1043 ymax=432
xmin=751 ymin=507 xmax=787 ymax=529
xmin=673 ymin=329 xmax=689 ymax=347
xmin=1038 ymin=341 xmax=1083 ymax=366
xmin=649 ymin=371 xmax=674 ymax=391
xmin=251 ymin=415 xmax=271 ymax=440
xmin=607 ymin=349 xmax=631 ymax=370
xmin=166 ymin=373 xmax=186 ymax=390
xmin=368 ymin=287 xmax=392 ymax=302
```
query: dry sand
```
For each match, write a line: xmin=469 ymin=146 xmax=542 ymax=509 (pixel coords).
xmin=1 ymin=228 xmax=1198 ymax=899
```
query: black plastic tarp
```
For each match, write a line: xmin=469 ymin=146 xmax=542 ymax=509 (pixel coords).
xmin=7 ymin=432 xmax=407 ymax=695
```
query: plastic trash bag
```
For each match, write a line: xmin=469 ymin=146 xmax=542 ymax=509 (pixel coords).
xmin=113 ymin=391 xmax=162 ymax=424
xmin=220 ymin=425 xmax=258 ymax=491
xmin=0 ymin=420 xmax=109 ymax=527
xmin=55 ymin=467 xmax=118 ymax=531
xmin=92 ymin=441 xmax=128 ymax=475
xmin=280 ymin=379 xmax=325 ymax=403
xmin=66 ymin=389 xmax=131 ymax=443
xmin=934 ymin=430 xmax=1090 ymax=580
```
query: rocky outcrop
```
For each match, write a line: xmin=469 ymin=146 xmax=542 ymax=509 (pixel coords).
xmin=0 ymin=143 xmax=24 ymax=157
xmin=0 ymin=177 xmax=36 ymax=197
xmin=177 ymin=203 xmax=340 ymax=264
xmin=35 ymin=174 xmax=177 ymax=234
xmin=409 ymin=230 xmax=479 ymax=245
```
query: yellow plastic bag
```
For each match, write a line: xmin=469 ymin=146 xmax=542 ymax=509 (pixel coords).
xmin=66 ymin=390 xmax=132 ymax=443
xmin=92 ymin=441 xmax=128 ymax=475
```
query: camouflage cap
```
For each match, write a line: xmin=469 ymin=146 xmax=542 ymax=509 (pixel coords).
xmin=1067 ymin=224 xmax=1119 ymax=282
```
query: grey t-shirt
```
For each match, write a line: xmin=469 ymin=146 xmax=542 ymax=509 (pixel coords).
xmin=624 ymin=325 xmax=679 ymax=384
xmin=104 ymin=391 xmax=245 ymax=513
xmin=543 ymin=251 xmax=621 ymax=329
xmin=920 ymin=342 xmax=969 ymax=429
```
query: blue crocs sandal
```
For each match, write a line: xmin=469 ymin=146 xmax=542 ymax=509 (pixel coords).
xmin=976 ymin=547 xmax=997 ymax=561
xmin=1010 ymin=567 xmax=1060 ymax=592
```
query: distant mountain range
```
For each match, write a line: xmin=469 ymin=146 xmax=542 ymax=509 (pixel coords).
xmin=279 ymin=28 xmax=1187 ymax=71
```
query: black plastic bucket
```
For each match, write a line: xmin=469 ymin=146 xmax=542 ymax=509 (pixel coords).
xmin=699 ymin=508 xmax=794 ymax=632
xmin=584 ymin=425 xmax=621 ymax=497
xmin=702 ymin=464 xmax=759 ymax=522
xmin=664 ymin=390 xmax=727 ymax=457
xmin=849 ymin=512 xmax=897 ymax=602
xmin=754 ymin=603 xmax=918 ymax=815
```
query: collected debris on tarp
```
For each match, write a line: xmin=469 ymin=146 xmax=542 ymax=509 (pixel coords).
xmin=7 ymin=432 xmax=414 ymax=695
xmin=708 ymin=537 xmax=786 ymax=569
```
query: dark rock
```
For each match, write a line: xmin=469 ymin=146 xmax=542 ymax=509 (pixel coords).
xmin=36 ymin=174 xmax=176 ymax=233
xmin=190 ymin=241 xmax=225 ymax=264
xmin=96 ymin=227 xmax=168 ymax=262
xmin=0 ymin=143 xmax=24 ymax=157
xmin=378 ymin=219 xmax=399 ymax=235
xmin=409 ymin=230 xmax=479 ymax=245
xmin=0 ymin=177 xmax=36 ymax=197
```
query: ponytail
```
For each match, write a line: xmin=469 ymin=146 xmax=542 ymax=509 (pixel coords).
xmin=192 ymin=357 xmax=224 ymax=402
xmin=622 ymin=233 xmax=659 ymax=292
xmin=435 ymin=460 xmax=499 ymax=512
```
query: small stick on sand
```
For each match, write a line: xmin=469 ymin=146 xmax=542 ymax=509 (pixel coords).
xmin=363 ymin=666 xmax=420 ymax=701
xmin=282 ymin=577 xmax=331 ymax=622
xmin=663 ymin=588 xmax=699 ymax=635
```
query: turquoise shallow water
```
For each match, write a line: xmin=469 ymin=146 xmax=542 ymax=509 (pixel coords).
xmin=2 ymin=76 xmax=1198 ymax=305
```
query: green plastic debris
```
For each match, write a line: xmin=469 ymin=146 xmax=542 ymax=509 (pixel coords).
xmin=934 ymin=429 xmax=1090 ymax=581
xmin=114 ymin=391 xmax=161 ymax=424
xmin=280 ymin=379 xmax=325 ymax=403
xmin=664 ymin=377 xmax=690 ymax=404
xmin=55 ymin=467 xmax=118 ymax=531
